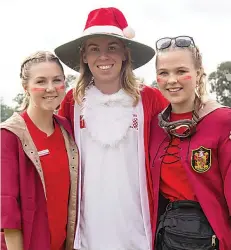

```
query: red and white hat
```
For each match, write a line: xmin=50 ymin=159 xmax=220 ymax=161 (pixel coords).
xmin=55 ymin=7 xmax=155 ymax=72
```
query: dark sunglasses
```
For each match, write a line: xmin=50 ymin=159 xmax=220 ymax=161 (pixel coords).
xmin=156 ymin=36 xmax=195 ymax=50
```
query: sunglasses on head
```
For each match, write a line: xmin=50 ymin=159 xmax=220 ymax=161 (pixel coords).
xmin=156 ymin=36 xmax=195 ymax=50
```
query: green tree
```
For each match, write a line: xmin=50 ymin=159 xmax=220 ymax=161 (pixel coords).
xmin=13 ymin=93 xmax=24 ymax=111
xmin=208 ymin=61 xmax=231 ymax=107
xmin=0 ymin=98 xmax=14 ymax=122
xmin=65 ymin=74 xmax=78 ymax=90
xmin=151 ymin=80 xmax=158 ymax=88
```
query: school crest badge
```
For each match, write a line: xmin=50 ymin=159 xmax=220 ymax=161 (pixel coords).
xmin=191 ymin=146 xmax=211 ymax=173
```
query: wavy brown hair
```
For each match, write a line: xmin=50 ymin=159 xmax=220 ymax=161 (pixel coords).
xmin=73 ymin=46 xmax=141 ymax=106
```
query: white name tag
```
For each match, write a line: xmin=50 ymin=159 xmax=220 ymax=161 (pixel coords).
xmin=38 ymin=149 xmax=50 ymax=157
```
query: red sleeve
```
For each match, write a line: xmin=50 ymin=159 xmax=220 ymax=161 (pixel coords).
xmin=1 ymin=129 xmax=22 ymax=229
xmin=150 ymin=87 xmax=169 ymax=117
xmin=142 ymin=86 xmax=169 ymax=117
xmin=218 ymin=108 xmax=231 ymax=216
xmin=58 ymin=89 xmax=75 ymax=129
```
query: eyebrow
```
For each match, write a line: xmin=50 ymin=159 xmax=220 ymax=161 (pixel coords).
xmin=35 ymin=75 xmax=64 ymax=79
xmin=157 ymin=66 xmax=189 ymax=71
xmin=86 ymin=41 xmax=121 ymax=48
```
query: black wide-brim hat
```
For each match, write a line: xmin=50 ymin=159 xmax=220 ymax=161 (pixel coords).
xmin=54 ymin=7 xmax=155 ymax=72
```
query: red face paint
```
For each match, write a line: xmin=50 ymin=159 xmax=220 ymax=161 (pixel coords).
xmin=157 ymin=77 xmax=165 ymax=83
xmin=178 ymin=75 xmax=192 ymax=81
xmin=31 ymin=84 xmax=65 ymax=92
xmin=55 ymin=85 xmax=65 ymax=90
xmin=31 ymin=87 xmax=46 ymax=91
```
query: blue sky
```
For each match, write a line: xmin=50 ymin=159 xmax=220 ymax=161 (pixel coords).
xmin=1 ymin=0 xmax=231 ymax=106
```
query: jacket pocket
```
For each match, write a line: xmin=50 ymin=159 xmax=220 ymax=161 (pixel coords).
xmin=163 ymin=227 xmax=216 ymax=250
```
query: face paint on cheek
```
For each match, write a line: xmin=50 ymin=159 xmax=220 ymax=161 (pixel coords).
xmin=55 ymin=84 xmax=65 ymax=91
xmin=157 ymin=77 xmax=166 ymax=84
xmin=31 ymin=87 xmax=46 ymax=92
xmin=178 ymin=75 xmax=192 ymax=81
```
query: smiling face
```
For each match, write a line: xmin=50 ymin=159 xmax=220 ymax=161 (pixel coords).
xmin=83 ymin=36 xmax=126 ymax=86
xmin=25 ymin=61 xmax=65 ymax=112
xmin=156 ymin=49 xmax=200 ymax=113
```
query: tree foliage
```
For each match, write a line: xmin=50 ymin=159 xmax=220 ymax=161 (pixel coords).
xmin=208 ymin=61 xmax=231 ymax=107
xmin=65 ymin=74 xmax=78 ymax=90
xmin=151 ymin=80 xmax=158 ymax=88
xmin=0 ymin=98 xmax=14 ymax=122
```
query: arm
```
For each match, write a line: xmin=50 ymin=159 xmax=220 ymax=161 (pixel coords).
xmin=1 ymin=129 xmax=23 ymax=248
xmin=218 ymin=110 xmax=231 ymax=215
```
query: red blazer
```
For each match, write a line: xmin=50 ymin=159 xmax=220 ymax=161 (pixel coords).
xmin=1 ymin=114 xmax=77 ymax=250
xmin=58 ymin=86 xmax=168 ymax=227
xmin=149 ymin=107 xmax=231 ymax=250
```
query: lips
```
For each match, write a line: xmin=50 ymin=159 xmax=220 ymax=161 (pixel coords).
xmin=166 ymin=87 xmax=182 ymax=92
xmin=43 ymin=96 xmax=57 ymax=100
xmin=97 ymin=64 xmax=113 ymax=70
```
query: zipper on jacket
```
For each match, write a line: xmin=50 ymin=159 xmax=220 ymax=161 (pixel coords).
xmin=211 ymin=234 xmax=216 ymax=248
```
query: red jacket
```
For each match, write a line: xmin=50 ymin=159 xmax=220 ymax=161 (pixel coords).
xmin=149 ymin=105 xmax=231 ymax=250
xmin=1 ymin=113 xmax=79 ymax=250
xmin=58 ymin=86 xmax=168 ymax=237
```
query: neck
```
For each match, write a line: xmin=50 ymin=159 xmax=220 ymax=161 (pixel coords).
xmin=94 ymin=78 xmax=121 ymax=94
xmin=26 ymin=105 xmax=54 ymax=135
xmin=171 ymin=97 xmax=195 ymax=114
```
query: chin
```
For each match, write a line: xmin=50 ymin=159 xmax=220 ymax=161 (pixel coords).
xmin=42 ymin=106 xmax=57 ymax=112
xmin=168 ymin=97 xmax=185 ymax=104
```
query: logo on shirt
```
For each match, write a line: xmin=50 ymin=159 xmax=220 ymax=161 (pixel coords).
xmin=191 ymin=146 xmax=211 ymax=173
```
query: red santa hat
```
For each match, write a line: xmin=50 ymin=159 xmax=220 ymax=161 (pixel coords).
xmin=83 ymin=7 xmax=135 ymax=39
xmin=55 ymin=7 xmax=155 ymax=72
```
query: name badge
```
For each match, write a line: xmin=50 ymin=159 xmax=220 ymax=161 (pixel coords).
xmin=38 ymin=149 xmax=50 ymax=157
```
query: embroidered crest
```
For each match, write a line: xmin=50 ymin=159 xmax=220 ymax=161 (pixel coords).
xmin=191 ymin=146 xmax=211 ymax=173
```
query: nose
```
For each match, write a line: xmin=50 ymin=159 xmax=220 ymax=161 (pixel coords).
xmin=167 ymin=74 xmax=178 ymax=84
xmin=98 ymin=50 xmax=109 ymax=59
xmin=46 ymin=82 xmax=56 ymax=92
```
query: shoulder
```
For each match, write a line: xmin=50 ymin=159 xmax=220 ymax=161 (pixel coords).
xmin=58 ymin=89 xmax=75 ymax=119
xmin=208 ymin=107 xmax=231 ymax=124
xmin=0 ymin=113 xmax=26 ymax=140
xmin=141 ymin=85 xmax=162 ymax=98
xmin=64 ymin=89 xmax=74 ymax=103
xmin=141 ymin=85 xmax=168 ymax=105
xmin=1 ymin=129 xmax=20 ymax=150
xmin=140 ymin=85 xmax=169 ymax=116
xmin=201 ymin=107 xmax=231 ymax=137
xmin=60 ymin=88 xmax=75 ymax=108
xmin=54 ymin=114 xmax=73 ymax=135
xmin=214 ymin=107 xmax=231 ymax=125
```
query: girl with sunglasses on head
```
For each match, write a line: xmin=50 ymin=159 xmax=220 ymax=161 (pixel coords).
xmin=149 ymin=36 xmax=231 ymax=250
xmin=1 ymin=51 xmax=78 ymax=250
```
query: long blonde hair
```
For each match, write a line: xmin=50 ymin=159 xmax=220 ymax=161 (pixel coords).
xmin=19 ymin=51 xmax=64 ymax=111
xmin=73 ymin=46 xmax=141 ymax=106
xmin=156 ymin=45 xmax=207 ymax=112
